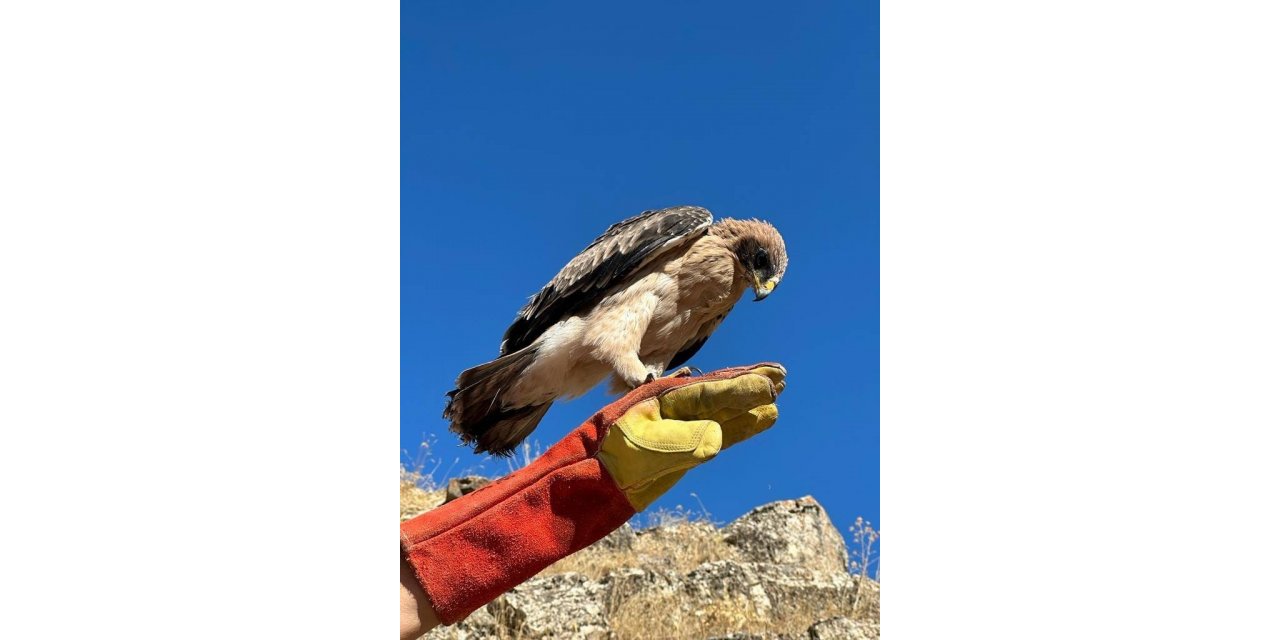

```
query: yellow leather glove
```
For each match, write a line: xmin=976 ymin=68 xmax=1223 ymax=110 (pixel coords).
xmin=596 ymin=363 xmax=787 ymax=510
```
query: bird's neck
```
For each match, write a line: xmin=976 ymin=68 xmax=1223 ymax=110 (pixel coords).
xmin=677 ymin=234 xmax=750 ymax=306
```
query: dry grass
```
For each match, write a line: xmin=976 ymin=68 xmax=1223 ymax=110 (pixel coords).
xmin=400 ymin=471 xmax=446 ymax=521
xmin=401 ymin=438 xmax=450 ymax=521
xmin=403 ymin=443 xmax=881 ymax=639
xmin=607 ymin=587 xmax=858 ymax=640
xmin=606 ymin=584 xmax=775 ymax=640
xmin=541 ymin=507 xmax=742 ymax=580
xmin=849 ymin=516 xmax=881 ymax=619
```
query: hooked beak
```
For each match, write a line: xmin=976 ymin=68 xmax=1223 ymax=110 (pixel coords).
xmin=752 ymin=276 xmax=777 ymax=302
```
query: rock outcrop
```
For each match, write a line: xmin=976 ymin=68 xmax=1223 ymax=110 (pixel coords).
xmin=807 ymin=616 xmax=878 ymax=640
xmin=722 ymin=497 xmax=849 ymax=574
xmin=444 ymin=475 xmax=492 ymax=503
xmin=412 ymin=491 xmax=878 ymax=640
xmin=489 ymin=573 xmax=612 ymax=640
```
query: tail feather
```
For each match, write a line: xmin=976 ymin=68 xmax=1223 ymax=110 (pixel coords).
xmin=445 ymin=346 xmax=552 ymax=456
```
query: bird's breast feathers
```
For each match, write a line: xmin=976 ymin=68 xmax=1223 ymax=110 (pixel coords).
xmin=615 ymin=240 xmax=742 ymax=357
xmin=516 ymin=235 xmax=744 ymax=401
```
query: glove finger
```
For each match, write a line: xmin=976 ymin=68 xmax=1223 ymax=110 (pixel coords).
xmin=705 ymin=362 xmax=786 ymax=380
xmin=744 ymin=364 xmax=787 ymax=396
xmin=719 ymin=403 xmax=779 ymax=450
xmin=693 ymin=364 xmax=786 ymax=397
xmin=657 ymin=372 xmax=778 ymax=423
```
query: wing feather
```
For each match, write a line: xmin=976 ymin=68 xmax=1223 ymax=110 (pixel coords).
xmin=499 ymin=206 xmax=713 ymax=355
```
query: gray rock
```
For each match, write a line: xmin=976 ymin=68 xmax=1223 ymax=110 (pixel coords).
xmin=592 ymin=522 xmax=636 ymax=551
xmin=722 ymin=497 xmax=849 ymax=573
xmin=596 ymin=566 xmax=685 ymax=633
xmin=681 ymin=561 xmax=775 ymax=614
xmin=708 ymin=634 xmax=796 ymax=640
xmin=683 ymin=561 xmax=860 ymax=622
xmin=602 ymin=566 xmax=681 ymax=603
xmin=808 ymin=616 xmax=878 ymax=640
xmin=489 ymin=572 xmax=612 ymax=639
xmin=851 ymin=578 xmax=879 ymax=621
xmin=444 ymin=476 xmax=492 ymax=503
xmin=634 ymin=519 xmax=718 ymax=544
xmin=419 ymin=605 xmax=497 ymax=640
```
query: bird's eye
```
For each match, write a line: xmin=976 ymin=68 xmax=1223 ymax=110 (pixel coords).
xmin=753 ymin=247 xmax=770 ymax=270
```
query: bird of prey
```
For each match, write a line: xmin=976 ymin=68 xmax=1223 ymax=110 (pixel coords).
xmin=445 ymin=205 xmax=788 ymax=456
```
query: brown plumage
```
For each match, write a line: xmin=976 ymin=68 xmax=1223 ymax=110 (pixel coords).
xmin=445 ymin=206 xmax=788 ymax=456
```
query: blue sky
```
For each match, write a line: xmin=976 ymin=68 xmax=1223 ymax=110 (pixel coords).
xmin=402 ymin=1 xmax=878 ymax=540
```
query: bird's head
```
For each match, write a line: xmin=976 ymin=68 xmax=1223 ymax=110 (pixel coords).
xmin=713 ymin=218 xmax=789 ymax=302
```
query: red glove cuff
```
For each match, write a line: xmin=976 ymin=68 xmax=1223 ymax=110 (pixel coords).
xmin=400 ymin=417 xmax=633 ymax=624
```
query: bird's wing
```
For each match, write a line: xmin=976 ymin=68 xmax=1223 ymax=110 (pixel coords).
xmin=499 ymin=205 xmax=713 ymax=355
xmin=666 ymin=312 xmax=727 ymax=371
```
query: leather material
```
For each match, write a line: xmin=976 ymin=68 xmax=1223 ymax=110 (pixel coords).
xmin=599 ymin=364 xmax=785 ymax=509
xmin=400 ymin=363 xmax=786 ymax=624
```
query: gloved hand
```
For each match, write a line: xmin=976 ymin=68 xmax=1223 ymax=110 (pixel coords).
xmin=400 ymin=363 xmax=786 ymax=625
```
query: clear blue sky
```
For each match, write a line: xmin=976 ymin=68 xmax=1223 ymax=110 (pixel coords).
xmin=402 ymin=1 xmax=878 ymax=538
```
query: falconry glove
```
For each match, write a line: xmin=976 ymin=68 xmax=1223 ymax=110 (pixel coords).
xmin=400 ymin=363 xmax=787 ymax=624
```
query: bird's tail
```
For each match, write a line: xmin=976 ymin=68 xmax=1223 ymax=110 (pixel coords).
xmin=444 ymin=345 xmax=552 ymax=457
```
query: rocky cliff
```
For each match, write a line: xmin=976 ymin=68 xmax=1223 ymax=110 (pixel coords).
xmin=403 ymin=478 xmax=878 ymax=640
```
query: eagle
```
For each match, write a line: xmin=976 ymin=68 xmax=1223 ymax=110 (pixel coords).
xmin=445 ymin=205 xmax=788 ymax=456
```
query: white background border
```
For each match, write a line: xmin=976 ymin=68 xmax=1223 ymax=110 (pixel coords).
xmin=2 ymin=0 xmax=1278 ymax=637
xmin=1 ymin=1 xmax=398 ymax=636
xmin=884 ymin=0 xmax=1280 ymax=636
